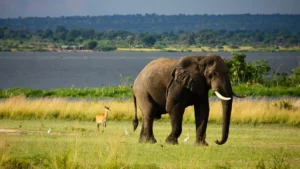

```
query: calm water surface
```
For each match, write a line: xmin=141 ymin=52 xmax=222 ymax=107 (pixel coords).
xmin=0 ymin=52 xmax=299 ymax=89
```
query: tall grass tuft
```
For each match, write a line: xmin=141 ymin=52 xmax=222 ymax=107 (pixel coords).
xmin=48 ymin=149 xmax=81 ymax=169
xmin=96 ymin=135 xmax=128 ymax=169
xmin=0 ymin=96 xmax=299 ymax=125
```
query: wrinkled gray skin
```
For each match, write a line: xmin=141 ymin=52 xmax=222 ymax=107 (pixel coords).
xmin=132 ymin=55 xmax=235 ymax=145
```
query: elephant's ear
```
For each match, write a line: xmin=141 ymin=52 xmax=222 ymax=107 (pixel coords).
xmin=171 ymin=57 xmax=200 ymax=91
xmin=172 ymin=67 xmax=195 ymax=91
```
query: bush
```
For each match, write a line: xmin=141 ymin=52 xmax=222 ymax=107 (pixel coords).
xmin=84 ymin=40 xmax=98 ymax=50
xmin=224 ymin=53 xmax=271 ymax=84
xmin=97 ymin=45 xmax=117 ymax=51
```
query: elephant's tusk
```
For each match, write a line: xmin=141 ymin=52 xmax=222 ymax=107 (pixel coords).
xmin=233 ymin=92 xmax=246 ymax=98
xmin=214 ymin=91 xmax=231 ymax=101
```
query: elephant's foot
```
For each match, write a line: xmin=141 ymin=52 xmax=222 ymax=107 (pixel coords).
xmin=139 ymin=136 xmax=157 ymax=144
xmin=165 ymin=136 xmax=178 ymax=145
xmin=195 ymin=134 xmax=209 ymax=146
xmin=194 ymin=140 xmax=209 ymax=146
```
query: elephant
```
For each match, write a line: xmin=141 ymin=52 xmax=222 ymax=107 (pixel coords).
xmin=132 ymin=54 xmax=242 ymax=145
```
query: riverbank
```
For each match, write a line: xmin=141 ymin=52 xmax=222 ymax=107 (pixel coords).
xmin=116 ymin=45 xmax=300 ymax=52
xmin=4 ymin=46 xmax=300 ymax=52
xmin=1 ymin=42 xmax=300 ymax=53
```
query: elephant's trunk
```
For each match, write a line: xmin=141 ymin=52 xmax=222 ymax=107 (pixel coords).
xmin=215 ymin=99 xmax=232 ymax=145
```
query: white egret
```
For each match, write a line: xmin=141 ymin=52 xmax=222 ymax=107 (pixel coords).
xmin=184 ymin=134 xmax=189 ymax=142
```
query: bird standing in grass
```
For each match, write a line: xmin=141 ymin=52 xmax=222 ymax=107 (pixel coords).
xmin=47 ymin=128 xmax=51 ymax=134
xmin=184 ymin=134 xmax=189 ymax=142
xmin=124 ymin=128 xmax=129 ymax=136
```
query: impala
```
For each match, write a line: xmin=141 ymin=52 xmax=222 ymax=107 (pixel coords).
xmin=96 ymin=106 xmax=111 ymax=131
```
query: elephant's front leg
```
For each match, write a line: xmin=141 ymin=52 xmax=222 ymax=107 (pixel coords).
xmin=165 ymin=105 xmax=185 ymax=145
xmin=194 ymin=100 xmax=209 ymax=146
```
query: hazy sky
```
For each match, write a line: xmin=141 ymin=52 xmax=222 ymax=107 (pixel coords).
xmin=1 ymin=0 xmax=299 ymax=18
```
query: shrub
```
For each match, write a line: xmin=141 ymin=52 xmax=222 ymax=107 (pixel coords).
xmin=97 ymin=45 xmax=117 ymax=51
xmin=84 ymin=40 xmax=98 ymax=50
xmin=224 ymin=53 xmax=271 ymax=84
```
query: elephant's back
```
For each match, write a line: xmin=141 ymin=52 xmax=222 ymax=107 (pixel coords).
xmin=142 ymin=58 xmax=177 ymax=72
xmin=133 ymin=57 xmax=178 ymax=105
xmin=136 ymin=58 xmax=177 ymax=81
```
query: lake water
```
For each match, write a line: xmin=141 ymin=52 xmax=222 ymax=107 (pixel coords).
xmin=0 ymin=52 xmax=299 ymax=89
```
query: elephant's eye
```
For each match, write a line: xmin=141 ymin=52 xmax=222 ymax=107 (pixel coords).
xmin=208 ymin=72 xmax=217 ymax=79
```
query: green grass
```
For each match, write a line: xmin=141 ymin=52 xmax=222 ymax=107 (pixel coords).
xmin=0 ymin=86 xmax=133 ymax=98
xmin=0 ymin=120 xmax=299 ymax=169
xmin=1 ymin=85 xmax=300 ymax=98
xmin=232 ymin=85 xmax=300 ymax=97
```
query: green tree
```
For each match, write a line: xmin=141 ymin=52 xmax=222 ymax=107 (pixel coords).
xmin=289 ymin=66 xmax=300 ymax=85
xmin=81 ymin=29 xmax=95 ymax=39
xmin=252 ymin=60 xmax=271 ymax=83
xmin=3 ymin=29 xmax=15 ymax=39
xmin=67 ymin=29 xmax=81 ymax=42
xmin=141 ymin=35 xmax=156 ymax=47
xmin=84 ymin=40 xmax=98 ymax=50
xmin=126 ymin=36 xmax=134 ymax=47
xmin=54 ymin=26 xmax=67 ymax=41
xmin=42 ymin=29 xmax=53 ymax=39
xmin=179 ymin=32 xmax=196 ymax=45
xmin=55 ymin=26 xmax=67 ymax=34
xmin=225 ymin=53 xmax=271 ymax=84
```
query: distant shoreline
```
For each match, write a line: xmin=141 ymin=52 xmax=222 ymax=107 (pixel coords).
xmin=3 ymin=46 xmax=300 ymax=53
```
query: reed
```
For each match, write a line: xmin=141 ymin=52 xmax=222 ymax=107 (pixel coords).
xmin=0 ymin=95 xmax=299 ymax=125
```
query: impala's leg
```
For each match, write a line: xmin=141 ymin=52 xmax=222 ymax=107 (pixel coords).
xmin=97 ymin=123 xmax=100 ymax=131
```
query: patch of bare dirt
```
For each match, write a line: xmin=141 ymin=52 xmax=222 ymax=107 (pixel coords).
xmin=0 ymin=128 xmax=84 ymax=136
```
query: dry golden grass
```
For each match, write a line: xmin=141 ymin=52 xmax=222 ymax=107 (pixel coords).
xmin=0 ymin=96 xmax=299 ymax=125
xmin=116 ymin=47 xmax=161 ymax=52
xmin=117 ymin=45 xmax=258 ymax=52
xmin=0 ymin=95 xmax=136 ymax=121
xmin=222 ymin=45 xmax=254 ymax=51
xmin=117 ymin=45 xmax=300 ymax=53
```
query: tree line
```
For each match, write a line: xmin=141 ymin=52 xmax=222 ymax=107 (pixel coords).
xmin=1 ymin=14 xmax=300 ymax=32
xmin=1 ymin=26 xmax=300 ymax=50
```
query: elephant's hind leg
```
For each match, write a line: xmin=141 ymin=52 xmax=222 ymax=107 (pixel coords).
xmin=139 ymin=113 xmax=156 ymax=144
xmin=137 ymin=94 xmax=157 ymax=144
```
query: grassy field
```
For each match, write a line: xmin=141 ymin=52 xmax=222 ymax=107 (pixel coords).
xmin=0 ymin=96 xmax=300 ymax=168
xmin=1 ymin=120 xmax=300 ymax=169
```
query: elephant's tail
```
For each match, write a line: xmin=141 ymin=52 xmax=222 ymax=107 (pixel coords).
xmin=132 ymin=93 xmax=139 ymax=131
